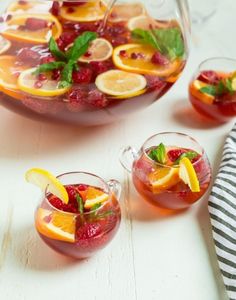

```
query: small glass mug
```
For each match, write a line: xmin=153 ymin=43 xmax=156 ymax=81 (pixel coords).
xmin=35 ymin=172 xmax=121 ymax=259
xmin=120 ymin=132 xmax=211 ymax=211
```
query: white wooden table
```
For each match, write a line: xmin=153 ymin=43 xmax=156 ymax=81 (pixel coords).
xmin=0 ymin=1 xmax=235 ymax=299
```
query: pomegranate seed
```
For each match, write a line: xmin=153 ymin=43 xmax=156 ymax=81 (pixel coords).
xmin=198 ymin=70 xmax=220 ymax=85
xmin=51 ymin=69 xmax=61 ymax=81
xmin=84 ymin=51 xmax=92 ymax=57
xmin=72 ymin=67 xmax=92 ymax=84
xmin=167 ymin=149 xmax=186 ymax=162
xmin=77 ymin=184 xmax=88 ymax=191
xmin=34 ymin=81 xmax=43 ymax=89
xmin=131 ymin=52 xmax=145 ymax=59
xmin=50 ymin=1 xmax=60 ymax=16
xmin=38 ymin=73 xmax=47 ymax=81
xmin=151 ymin=52 xmax=169 ymax=65
xmin=40 ymin=55 xmax=55 ymax=65
xmin=25 ymin=18 xmax=48 ymax=31
xmin=119 ymin=50 xmax=128 ymax=58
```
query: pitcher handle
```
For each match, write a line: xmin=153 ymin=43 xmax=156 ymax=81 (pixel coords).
xmin=119 ymin=146 xmax=138 ymax=173
xmin=107 ymin=179 xmax=122 ymax=200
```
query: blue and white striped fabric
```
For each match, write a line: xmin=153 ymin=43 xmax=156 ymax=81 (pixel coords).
xmin=209 ymin=123 xmax=236 ymax=300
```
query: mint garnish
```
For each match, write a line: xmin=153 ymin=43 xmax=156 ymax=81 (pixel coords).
xmin=174 ymin=151 xmax=198 ymax=165
xmin=200 ymin=76 xmax=236 ymax=97
xmin=76 ymin=194 xmax=84 ymax=215
xmin=148 ymin=143 xmax=166 ymax=164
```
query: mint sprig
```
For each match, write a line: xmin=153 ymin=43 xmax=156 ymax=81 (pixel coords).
xmin=148 ymin=143 xmax=166 ymax=164
xmin=132 ymin=27 xmax=184 ymax=60
xmin=76 ymin=194 xmax=84 ymax=215
xmin=174 ymin=151 xmax=198 ymax=165
xmin=35 ymin=31 xmax=97 ymax=87
xmin=200 ymin=76 xmax=236 ymax=97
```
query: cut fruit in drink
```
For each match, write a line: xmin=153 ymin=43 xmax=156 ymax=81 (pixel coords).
xmin=0 ymin=36 xmax=11 ymax=55
xmin=179 ymin=157 xmax=200 ymax=192
xmin=7 ymin=1 xmax=51 ymax=14
xmin=18 ymin=68 xmax=70 ymax=97
xmin=35 ymin=208 xmax=76 ymax=243
xmin=148 ymin=167 xmax=180 ymax=193
xmin=109 ymin=3 xmax=146 ymax=23
xmin=95 ymin=69 xmax=147 ymax=98
xmin=25 ymin=168 xmax=69 ymax=203
xmin=60 ymin=1 xmax=106 ymax=22
xmin=1 ymin=14 xmax=62 ymax=44
xmin=127 ymin=15 xmax=176 ymax=31
xmin=84 ymin=187 xmax=109 ymax=209
xmin=78 ymin=38 xmax=113 ymax=63
xmin=113 ymin=44 xmax=180 ymax=77
xmin=189 ymin=80 xmax=215 ymax=104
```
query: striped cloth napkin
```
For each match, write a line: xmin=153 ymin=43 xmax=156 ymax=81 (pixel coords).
xmin=209 ymin=123 xmax=236 ymax=300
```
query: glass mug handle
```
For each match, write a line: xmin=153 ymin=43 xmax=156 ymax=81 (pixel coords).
xmin=119 ymin=146 xmax=138 ymax=173
xmin=107 ymin=179 xmax=122 ymax=200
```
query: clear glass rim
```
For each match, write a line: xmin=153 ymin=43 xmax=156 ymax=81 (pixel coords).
xmin=44 ymin=171 xmax=112 ymax=216
xmin=198 ymin=56 xmax=236 ymax=71
xmin=141 ymin=131 xmax=205 ymax=169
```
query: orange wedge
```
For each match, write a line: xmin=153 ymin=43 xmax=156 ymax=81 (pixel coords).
xmin=179 ymin=157 xmax=200 ymax=192
xmin=113 ymin=44 xmax=181 ymax=77
xmin=189 ymin=80 xmax=215 ymax=105
xmin=2 ymin=14 xmax=62 ymax=44
xmin=148 ymin=167 xmax=180 ymax=193
xmin=84 ymin=187 xmax=109 ymax=209
xmin=60 ymin=1 xmax=106 ymax=22
xmin=109 ymin=3 xmax=146 ymax=23
xmin=35 ymin=208 xmax=76 ymax=243
xmin=95 ymin=69 xmax=147 ymax=98
xmin=78 ymin=38 xmax=113 ymax=63
xmin=18 ymin=68 xmax=70 ymax=97
xmin=7 ymin=1 xmax=51 ymax=14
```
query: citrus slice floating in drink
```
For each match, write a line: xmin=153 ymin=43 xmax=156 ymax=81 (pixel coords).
xmin=78 ymin=38 xmax=113 ymax=63
xmin=60 ymin=1 xmax=106 ymax=22
xmin=25 ymin=168 xmax=69 ymax=203
xmin=189 ymin=80 xmax=215 ymax=104
xmin=7 ymin=1 xmax=51 ymax=14
xmin=109 ymin=3 xmax=146 ymax=23
xmin=35 ymin=208 xmax=75 ymax=243
xmin=84 ymin=187 xmax=109 ymax=209
xmin=1 ymin=14 xmax=62 ymax=44
xmin=18 ymin=68 xmax=70 ymax=97
xmin=95 ymin=69 xmax=147 ymax=98
xmin=0 ymin=36 xmax=11 ymax=55
xmin=179 ymin=157 xmax=200 ymax=192
xmin=127 ymin=15 xmax=175 ymax=31
xmin=113 ymin=44 xmax=181 ymax=77
xmin=148 ymin=167 xmax=180 ymax=193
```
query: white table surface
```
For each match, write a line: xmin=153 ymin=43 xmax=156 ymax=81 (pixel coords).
xmin=0 ymin=1 xmax=235 ymax=299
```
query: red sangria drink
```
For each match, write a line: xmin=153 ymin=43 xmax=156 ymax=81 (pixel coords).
xmin=26 ymin=169 xmax=121 ymax=258
xmin=0 ymin=0 xmax=190 ymax=125
xmin=189 ymin=57 xmax=236 ymax=123
xmin=120 ymin=132 xmax=211 ymax=211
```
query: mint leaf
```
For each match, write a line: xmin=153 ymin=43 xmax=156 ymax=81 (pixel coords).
xmin=225 ymin=78 xmax=234 ymax=94
xmin=132 ymin=29 xmax=162 ymax=52
xmin=60 ymin=60 xmax=74 ymax=85
xmin=34 ymin=61 xmax=66 ymax=75
xmin=66 ymin=31 xmax=97 ymax=62
xmin=148 ymin=143 xmax=166 ymax=164
xmin=200 ymin=85 xmax=217 ymax=96
xmin=76 ymin=194 xmax=84 ymax=214
xmin=174 ymin=151 xmax=198 ymax=165
xmin=49 ymin=37 xmax=67 ymax=61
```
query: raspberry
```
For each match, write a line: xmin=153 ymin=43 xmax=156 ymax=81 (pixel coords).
xmin=198 ymin=70 xmax=220 ymax=85
xmin=25 ymin=18 xmax=48 ymax=31
xmin=17 ymin=48 xmax=41 ymax=65
xmin=57 ymin=31 xmax=77 ymax=50
xmin=66 ymin=185 xmax=78 ymax=202
xmin=131 ymin=52 xmax=145 ymax=59
xmin=67 ymin=88 xmax=86 ymax=112
xmin=145 ymin=75 xmax=166 ymax=91
xmin=167 ymin=149 xmax=186 ymax=162
xmin=50 ymin=1 xmax=60 ymax=16
xmin=78 ymin=184 xmax=88 ymax=191
xmin=119 ymin=50 xmax=128 ymax=58
xmin=40 ymin=55 xmax=55 ymax=65
xmin=151 ymin=52 xmax=169 ymax=65
xmin=76 ymin=222 xmax=102 ymax=240
xmin=72 ymin=67 xmax=92 ymax=84
xmin=90 ymin=61 xmax=112 ymax=76
xmin=49 ymin=196 xmax=64 ymax=210
xmin=87 ymin=89 xmax=109 ymax=108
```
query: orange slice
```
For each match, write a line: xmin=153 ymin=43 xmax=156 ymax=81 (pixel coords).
xmin=35 ymin=208 xmax=76 ymax=243
xmin=148 ymin=167 xmax=180 ymax=193
xmin=84 ymin=187 xmax=109 ymax=209
xmin=18 ymin=68 xmax=70 ymax=97
xmin=0 ymin=36 xmax=11 ymax=55
xmin=190 ymin=80 xmax=215 ymax=105
xmin=179 ymin=157 xmax=200 ymax=192
xmin=60 ymin=1 xmax=106 ymax=22
xmin=78 ymin=38 xmax=113 ymax=63
xmin=95 ymin=69 xmax=147 ymax=98
xmin=2 ymin=14 xmax=62 ymax=44
xmin=109 ymin=3 xmax=146 ymax=23
xmin=7 ymin=1 xmax=51 ymax=14
xmin=113 ymin=44 xmax=181 ymax=77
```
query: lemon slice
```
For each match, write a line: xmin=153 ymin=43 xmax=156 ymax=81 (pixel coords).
xmin=18 ymin=68 xmax=70 ymax=97
xmin=95 ymin=69 xmax=147 ymax=98
xmin=0 ymin=36 xmax=11 ymax=55
xmin=35 ymin=208 xmax=75 ymax=243
xmin=148 ymin=167 xmax=180 ymax=193
xmin=25 ymin=168 xmax=69 ymax=203
xmin=109 ymin=3 xmax=146 ymax=23
xmin=84 ymin=187 xmax=109 ymax=209
xmin=179 ymin=157 xmax=200 ymax=192
xmin=78 ymin=38 xmax=113 ymax=63
xmin=190 ymin=80 xmax=215 ymax=104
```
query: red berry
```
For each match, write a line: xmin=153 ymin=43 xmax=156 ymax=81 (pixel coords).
xmin=17 ymin=48 xmax=41 ymax=65
xmin=87 ymin=89 xmax=109 ymax=108
xmin=49 ymin=196 xmax=64 ymax=210
xmin=76 ymin=222 xmax=102 ymax=240
xmin=131 ymin=52 xmax=145 ymax=59
xmin=119 ymin=50 xmax=128 ymax=58
xmin=40 ymin=55 xmax=55 ymax=65
xmin=198 ymin=70 xmax=220 ymax=85
xmin=84 ymin=51 xmax=92 ymax=57
xmin=50 ymin=1 xmax=60 ymax=16
xmin=72 ymin=67 xmax=92 ymax=84
xmin=38 ymin=73 xmax=47 ymax=81
xmin=34 ymin=80 xmax=43 ymax=89
xmin=90 ymin=61 xmax=112 ymax=76
xmin=67 ymin=88 xmax=86 ymax=112
xmin=25 ymin=18 xmax=48 ymax=31
xmin=151 ymin=52 xmax=169 ymax=65
xmin=145 ymin=75 xmax=166 ymax=91
xmin=67 ymin=7 xmax=75 ymax=13
xmin=78 ymin=184 xmax=88 ymax=191
xmin=167 ymin=148 xmax=186 ymax=162
xmin=51 ymin=69 xmax=61 ymax=80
